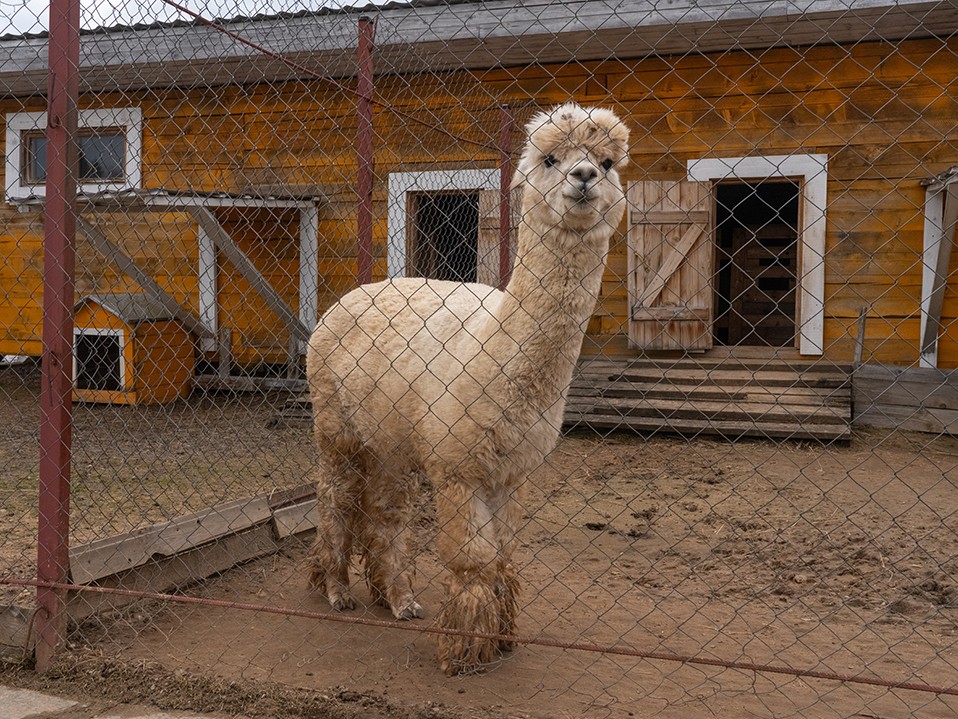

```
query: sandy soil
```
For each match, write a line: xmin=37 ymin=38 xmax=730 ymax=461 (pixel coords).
xmin=3 ymin=360 xmax=958 ymax=718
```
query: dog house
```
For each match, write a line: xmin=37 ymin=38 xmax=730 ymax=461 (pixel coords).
xmin=73 ymin=293 xmax=195 ymax=405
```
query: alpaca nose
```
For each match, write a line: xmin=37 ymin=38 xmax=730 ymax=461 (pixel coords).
xmin=570 ymin=164 xmax=598 ymax=185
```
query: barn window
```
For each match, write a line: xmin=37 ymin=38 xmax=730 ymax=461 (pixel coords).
xmin=22 ymin=129 xmax=126 ymax=185
xmin=74 ymin=329 xmax=124 ymax=392
xmin=386 ymin=169 xmax=500 ymax=279
xmin=5 ymin=108 xmax=142 ymax=200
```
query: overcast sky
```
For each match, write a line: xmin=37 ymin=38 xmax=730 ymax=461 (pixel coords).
xmin=0 ymin=0 xmax=375 ymax=36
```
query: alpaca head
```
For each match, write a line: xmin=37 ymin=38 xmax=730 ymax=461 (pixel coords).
xmin=515 ymin=103 xmax=630 ymax=237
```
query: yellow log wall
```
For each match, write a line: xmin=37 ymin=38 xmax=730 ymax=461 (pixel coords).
xmin=1 ymin=38 xmax=956 ymax=366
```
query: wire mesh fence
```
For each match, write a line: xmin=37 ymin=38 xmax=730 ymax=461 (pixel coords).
xmin=1 ymin=0 xmax=958 ymax=717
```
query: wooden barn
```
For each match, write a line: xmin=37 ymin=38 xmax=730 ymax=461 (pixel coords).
xmin=1 ymin=0 xmax=956 ymax=436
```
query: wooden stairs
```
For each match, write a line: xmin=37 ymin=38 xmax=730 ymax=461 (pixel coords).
xmin=275 ymin=356 xmax=852 ymax=443
xmin=564 ymin=356 xmax=852 ymax=442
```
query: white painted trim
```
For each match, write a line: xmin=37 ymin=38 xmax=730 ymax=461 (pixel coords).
xmin=688 ymin=154 xmax=828 ymax=356
xmin=299 ymin=204 xmax=320 ymax=353
xmin=387 ymin=169 xmax=500 ymax=278
xmin=5 ymin=107 xmax=143 ymax=200
xmin=72 ymin=327 xmax=126 ymax=389
xmin=197 ymin=223 xmax=218 ymax=354
xmin=920 ymin=182 xmax=958 ymax=369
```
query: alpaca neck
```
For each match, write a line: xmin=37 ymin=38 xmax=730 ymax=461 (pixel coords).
xmin=485 ymin=219 xmax=609 ymax=409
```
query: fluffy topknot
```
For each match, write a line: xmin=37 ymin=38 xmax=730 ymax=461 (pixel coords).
xmin=520 ymin=103 xmax=630 ymax=171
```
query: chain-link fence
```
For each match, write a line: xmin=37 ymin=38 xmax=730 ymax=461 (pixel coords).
xmin=1 ymin=1 xmax=957 ymax=717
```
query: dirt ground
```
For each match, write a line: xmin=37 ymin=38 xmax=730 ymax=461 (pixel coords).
xmin=2 ymin=359 xmax=958 ymax=718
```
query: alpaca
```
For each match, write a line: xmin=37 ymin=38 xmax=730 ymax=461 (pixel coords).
xmin=305 ymin=103 xmax=630 ymax=675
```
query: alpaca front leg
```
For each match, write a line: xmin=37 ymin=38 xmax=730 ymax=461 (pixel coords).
xmin=434 ymin=481 xmax=506 ymax=675
xmin=307 ymin=462 xmax=359 ymax=612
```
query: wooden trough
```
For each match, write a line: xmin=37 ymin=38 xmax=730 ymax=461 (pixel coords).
xmin=0 ymin=486 xmax=320 ymax=660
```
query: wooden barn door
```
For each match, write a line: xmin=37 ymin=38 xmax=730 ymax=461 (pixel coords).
xmin=627 ymin=180 xmax=714 ymax=351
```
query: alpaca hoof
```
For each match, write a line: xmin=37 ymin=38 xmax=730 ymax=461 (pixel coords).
xmin=393 ymin=600 xmax=424 ymax=621
xmin=330 ymin=594 xmax=356 ymax=612
xmin=306 ymin=566 xmax=324 ymax=591
xmin=436 ymin=575 xmax=501 ymax=676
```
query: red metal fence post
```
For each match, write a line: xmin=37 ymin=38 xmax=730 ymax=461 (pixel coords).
xmin=356 ymin=16 xmax=376 ymax=285
xmin=498 ymin=105 xmax=513 ymax=290
xmin=35 ymin=0 xmax=80 ymax=672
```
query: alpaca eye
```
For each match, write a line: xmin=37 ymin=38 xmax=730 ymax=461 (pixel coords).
xmin=544 ymin=155 xmax=558 ymax=168
xmin=602 ymin=159 xmax=615 ymax=171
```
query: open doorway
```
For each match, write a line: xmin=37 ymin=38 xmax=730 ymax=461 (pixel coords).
xmin=406 ymin=192 xmax=479 ymax=282
xmin=713 ymin=181 xmax=800 ymax=347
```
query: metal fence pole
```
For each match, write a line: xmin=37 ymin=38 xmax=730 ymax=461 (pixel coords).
xmin=35 ymin=0 xmax=80 ymax=672
xmin=356 ymin=16 xmax=375 ymax=286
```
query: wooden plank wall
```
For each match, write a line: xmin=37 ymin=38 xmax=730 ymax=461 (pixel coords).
xmin=853 ymin=363 xmax=958 ymax=434
xmin=1 ymin=38 xmax=956 ymax=366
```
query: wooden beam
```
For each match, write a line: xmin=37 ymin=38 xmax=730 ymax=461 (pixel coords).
xmin=356 ymin=16 xmax=375 ymax=286
xmin=191 ymin=208 xmax=311 ymax=342
xmin=920 ymin=183 xmax=958 ymax=368
xmin=77 ymin=216 xmax=212 ymax=339
xmin=14 ymin=191 xmax=321 ymax=213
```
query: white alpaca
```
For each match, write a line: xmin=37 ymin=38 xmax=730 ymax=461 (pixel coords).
xmin=306 ymin=103 xmax=630 ymax=674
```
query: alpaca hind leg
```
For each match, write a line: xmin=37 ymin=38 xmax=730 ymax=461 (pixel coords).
xmin=491 ymin=488 xmax=521 ymax=653
xmin=308 ymin=455 xmax=361 ymax=612
xmin=434 ymin=480 xmax=506 ymax=675
xmin=360 ymin=466 xmax=423 ymax=620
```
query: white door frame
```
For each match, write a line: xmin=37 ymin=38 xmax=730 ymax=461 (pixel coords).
xmin=688 ymin=154 xmax=828 ymax=356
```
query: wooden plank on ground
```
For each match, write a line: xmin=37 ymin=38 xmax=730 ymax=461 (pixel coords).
xmin=67 ymin=525 xmax=280 ymax=622
xmin=273 ymin=499 xmax=318 ymax=539
xmin=266 ymin=483 xmax=316 ymax=510
xmin=70 ymin=495 xmax=273 ymax=584
xmin=0 ymin=604 xmax=31 ymax=661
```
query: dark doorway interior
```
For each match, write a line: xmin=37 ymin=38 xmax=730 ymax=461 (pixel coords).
xmin=75 ymin=332 xmax=122 ymax=391
xmin=409 ymin=192 xmax=479 ymax=282
xmin=714 ymin=181 xmax=800 ymax=347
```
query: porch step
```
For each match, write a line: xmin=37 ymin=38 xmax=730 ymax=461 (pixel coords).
xmin=275 ymin=356 xmax=853 ymax=442
xmin=564 ymin=356 xmax=852 ymax=442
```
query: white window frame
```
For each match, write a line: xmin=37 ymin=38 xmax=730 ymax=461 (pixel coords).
xmin=5 ymin=107 xmax=143 ymax=200
xmin=73 ymin=327 xmax=126 ymax=390
xmin=687 ymin=154 xmax=828 ymax=356
xmin=387 ymin=169 xmax=500 ymax=278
